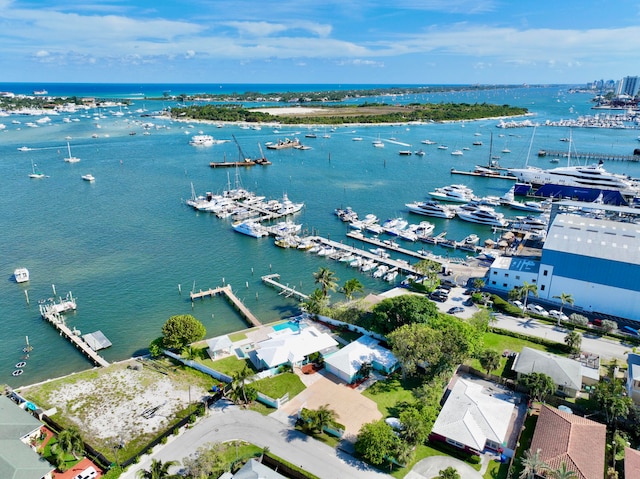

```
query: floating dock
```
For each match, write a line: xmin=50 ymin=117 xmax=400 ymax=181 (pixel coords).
xmin=190 ymin=284 xmax=261 ymax=327
xmin=537 ymin=149 xmax=639 ymax=162
xmin=261 ymin=274 xmax=309 ymax=300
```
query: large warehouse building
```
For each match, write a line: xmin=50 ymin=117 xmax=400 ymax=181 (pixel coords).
xmin=488 ymin=211 xmax=640 ymax=321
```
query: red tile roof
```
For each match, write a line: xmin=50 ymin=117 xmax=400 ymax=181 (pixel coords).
xmin=530 ymin=405 xmax=606 ymax=479
xmin=625 ymin=447 xmax=640 ymax=479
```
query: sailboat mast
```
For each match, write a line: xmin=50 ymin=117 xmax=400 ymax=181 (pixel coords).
xmin=524 ymin=126 xmax=536 ymax=167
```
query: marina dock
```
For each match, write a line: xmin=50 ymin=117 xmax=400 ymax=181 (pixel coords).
xmin=261 ymin=274 xmax=309 ymax=300
xmin=190 ymin=284 xmax=261 ymax=327
xmin=537 ymin=149 xmax=639 ymax=162
xmin=40 ymin=309 xmax=110 ymax=368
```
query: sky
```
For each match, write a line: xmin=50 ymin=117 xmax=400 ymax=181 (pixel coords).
xmin=1 ymin=0 xmax=640 ymax=85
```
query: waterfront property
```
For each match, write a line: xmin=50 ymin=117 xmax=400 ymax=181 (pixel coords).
xmin=488 ymin=204 xmax=640 ymax=323
xmin=253 ymin=326 xmax=339 ymax=369
xmin=529 ymin=405 xmax=606 ymax=479
xmin=323 ymin=335 xmax=399 ymax=384
xmin=0 ymin=395 xmax=55 ymax=479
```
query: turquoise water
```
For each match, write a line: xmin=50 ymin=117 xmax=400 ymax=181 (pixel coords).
xmin=273 ymin=321 xmax=302 ymax=333
xmin=2 ymin=85 xmax=639 ymax=388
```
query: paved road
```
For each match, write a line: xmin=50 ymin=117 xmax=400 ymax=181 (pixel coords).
xmin=492 ymin=313 xmax=633 ymax=361
xmin=120 ymin=400 xmax=388 ymax=479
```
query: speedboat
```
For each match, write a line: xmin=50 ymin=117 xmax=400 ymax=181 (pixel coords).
xmin=508 ymin=215 xmax=549 ymax=232
xmin=349 ymin=214 xmax=378 ymax=230
xmin=456 ymin=205 xmax=507 ymax=227
xmin=232 ymin=221 xmax=270 ymax=238
xmin=334 ymin=206 xmax=358 ymax=222
xmin=81 ymin=174 xmax=95 ymax=182
xmin=421 ymin=139 xmax=437 ymax=145
xmin=382 ymin=217 xmax=408 ymax=235
xmin=429 ymin=184 xmax=477 ymax=203
xmin=14 ymin=268 xmax=29 ymax=283
xmin=406 ymin=201 xmax=457 ymax=219
xmin=277 ymin=193 xmax=304 ymax=215
xmin=450 ymin=150 xmax=463 ymax=156
xmin=189 ymin=134 xmax=215 ymax=146
xmin=509 ymin=200 xmax=546 ymax=213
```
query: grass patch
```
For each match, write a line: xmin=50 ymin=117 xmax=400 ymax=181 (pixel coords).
xmin=362 ymin=375 xmax=422 ymax=417
xmin=387 ymin=442 xmax=482 ymax=479
xmin=228 ymin=331 xmax=248 ymax=342
xmin=40 ymin=437 xmax=82 ymax=473
xmin=251 ymin=372 xmax=305 ymax=399
xmin=334 ymin=329 xmax=363 ymax=344
xmin=510 ymin=412 xmax=538 ymax=479
xmin=484 ymin=459 xmax=509 ymax=479
xmin=207 ymin=356 xmax=253 ymax=377
xmin=220 ymin=441 xmax=262 ymax=466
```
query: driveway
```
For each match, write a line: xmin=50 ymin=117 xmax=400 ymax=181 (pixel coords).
xmin=270 ymin=369 xmax=382 ymax=436
xmin=120 ymin=402 xmax=388 ymax=479
xmin=405 ymin=456 xmax=483 ymax=479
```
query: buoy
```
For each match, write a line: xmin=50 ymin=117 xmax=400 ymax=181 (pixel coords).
xmin=15 ymin=362 xmax=27 ymax=368
xmin=12 ymin=369 xmax=23 ymax=376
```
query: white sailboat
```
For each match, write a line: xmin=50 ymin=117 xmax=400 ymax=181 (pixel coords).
xmin=28 ymin=159 xmax=46 ymax=179
xmin=64 ymin=142 xmax=80 ymax=163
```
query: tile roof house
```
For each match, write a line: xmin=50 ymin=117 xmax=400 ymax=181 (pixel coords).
xmin=511 ymin=347 xmax=583 ymax=398
xmin=530 ymin=405 xmax=606 ymax=479
xmin=624 ymin=447 xmax=640 ymax=479
xmin=0 ymin=395 xmax=54 ymax=479
xmin=429 ymin=377 xmax=516 ymax=454
xmin=323 ymin=335 xmax=399 ymax=384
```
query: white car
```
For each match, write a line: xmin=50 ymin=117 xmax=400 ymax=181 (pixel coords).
xmin=511 ymin=300 xmax=524 ymax=310
xmin=549 ymin=310 xmax=569 ymax=322
xmin=527 ymin=304 xmax=549 ymax=317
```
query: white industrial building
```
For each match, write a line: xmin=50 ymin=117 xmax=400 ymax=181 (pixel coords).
xmin=488 ymin=212 xmax=640 ymax=320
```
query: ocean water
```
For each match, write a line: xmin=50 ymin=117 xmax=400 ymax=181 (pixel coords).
xmin=2 ymin=84 xmax=639 ymax=388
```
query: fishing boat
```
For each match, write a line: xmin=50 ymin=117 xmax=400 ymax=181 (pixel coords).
xmin=82 ymin=174 xmax=95 ymax=182
xmin=232 ymin=221 xmax=269 ymax=238
xmin=64 ymin=142 xmax=80 ymax=163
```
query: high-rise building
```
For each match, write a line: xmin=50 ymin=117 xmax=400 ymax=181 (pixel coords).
xmin=616 ymin=76 xmax=640 ymax=97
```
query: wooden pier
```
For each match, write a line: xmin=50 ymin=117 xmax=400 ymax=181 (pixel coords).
xmin=190 ymin=284 xmax=261 ymax=328
xmin=538 ymin=149 xmax=639 ymax=162
xmin=41 ymin=311 xmax=110 ymax=367
xmin=261 ymin=274 xmax=309 ymax=300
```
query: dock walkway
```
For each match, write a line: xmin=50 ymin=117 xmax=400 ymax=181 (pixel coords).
xmin=190 ymin=284 xmax=261 ymax=328
xmin=538 ymin=149 xmax=639 ymax=162
xmin=41 ymin=311 xmax=110 ymax=367
xmin=261 ymin=274 xmax=309 ymax=300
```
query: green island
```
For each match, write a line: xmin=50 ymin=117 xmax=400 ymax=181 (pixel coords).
xmin=170 ymin=102 xmax=528 ymax=125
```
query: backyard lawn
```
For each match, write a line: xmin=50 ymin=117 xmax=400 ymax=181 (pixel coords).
xmin=362 ymin=374 xmax=422 ymax=417
xmin=251 ymin=372 xmax=306 ymax=400
xmin=207 ymin=355 xmax=254 ymax=377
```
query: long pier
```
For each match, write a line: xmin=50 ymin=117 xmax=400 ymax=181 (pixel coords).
xmin=41 ymin=311 xmax=110 ymax=367
xmin=190 ymin=284 xmax=261 ymax=328
xmin=261 ymin=274 xmax=309 ymax=300
xmin=538 ymin=149 xmax=639 ymax=162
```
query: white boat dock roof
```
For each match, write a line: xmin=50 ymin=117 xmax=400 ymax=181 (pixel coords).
xmin=82 ymin=330 xmax=112 ymax=351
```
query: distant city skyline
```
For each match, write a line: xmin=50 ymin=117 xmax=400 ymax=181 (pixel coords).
xmin=2 ymin=0 xmax=640 ymax=85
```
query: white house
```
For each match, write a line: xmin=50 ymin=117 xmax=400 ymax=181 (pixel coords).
xmin=323 ymin=335 xmax=399 ymax=383
xmin=254 ymin=326 xmax=338 ymax=369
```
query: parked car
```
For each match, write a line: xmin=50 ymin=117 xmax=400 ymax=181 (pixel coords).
xmin=592 ymin=318 xmax=603 ymax=327
xmin=447 ymin=306 xmax=465 ymax=315
xmin=549 ymin=310 xmax=569 ymax=322
xmin=440 ymin=279 xmax=458 ymax=289
xmin=511 ymin=300 xmax=524 ymax=310
xmin=527 ymin=304 xmax=549 ymax=317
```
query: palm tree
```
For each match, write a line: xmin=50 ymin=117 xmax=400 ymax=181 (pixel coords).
xmin=564 ymin=330 xmax=582 ymax=355
xmin=342 ymin=278 xmax=364 ymax=301
xmin=56 ymin=426 xmax=84 ymax=460
xmin=473 ymin=278 xmax=485 ymax=292
xmin=553 ymin=292 xmax=574 ymax=315
xmin=519 ymin=281 xmax=538 ymax=312
xmin=478 ymin=349 xmax=501 ymax=375
xmin=136 ymin=458 xmax=179 ymax=479
xmin=313 ymin=267 xmax=339 ymax=297
xmin=314 ymin=403 xmax=337 ymax=433
xmin=519 ymin=448 xmax=549 ymax=479
xmin=230 ymin=365 xmax=253 ymax=406
xmin=547 ymin=462 xmax=577 ymax=479
xmin=302 ymin=288 xmax=328 ymax=314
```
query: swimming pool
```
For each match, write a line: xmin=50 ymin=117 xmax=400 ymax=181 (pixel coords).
xmin=272 ymin=321 xmax=302 ymax=333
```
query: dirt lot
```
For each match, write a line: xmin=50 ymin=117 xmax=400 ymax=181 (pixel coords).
xmin=19 ymin=358 xmax=210 ymax=453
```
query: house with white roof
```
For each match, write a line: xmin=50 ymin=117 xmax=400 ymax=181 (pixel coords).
xmin=511 ymin=347 xmax=585 ymax=398
xmin=323 ymin=335 xmax=399 ymax=384
xmin=254 ymin=326 xmax=338 ymax=370
xmin=206 ymin=334 xmax=233 ymax=359
xmin=429 ymin=377 xmax=516 ymax=455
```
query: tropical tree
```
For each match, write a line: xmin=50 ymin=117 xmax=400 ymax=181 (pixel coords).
xmin=357 ymin=361 xmax=372 ymax=380
xmin=56 ymin=426 xmax=84 ymax=460
xmin=547 ymin=462 xmax=578 ymax=479
xmin=519 ymin=448 xmax=549 ymax=479
xmin=553 ymin=292 xmax=574 ymax=315
xmin=342 ymin=278 xmax=364 ymax=301
xmin=354 ymin=420 xmax=399 ymax=465
xmin=413 ymin=258 xmax=441 ymax=285
xmin=438 ymin=466 xmax=461 ymax=479
xmin=519 ymin=281 xmax=538 ymax=311
xmin=521 ymin=372 xmax=555 ymax=402
xmin=136 ymin=458 xmax=179 ymax=479
xmin=592 ymin=378 xmax=634 ymax=428
xmin=473 ymin=278 xmax=485 ymax=292
xmin=313 ymin=267 xmax=339 ymax=297
xmin=302 ymin=288 xmax=329 ymax=314
xmin=181 ymin=442 xmax=225 ymax=479
xmin=388 ymin=323 xmax=441 ymax=378
xmin=394 ymin=440 xmax=415 ymax=468
xmin=478 ymin=349 xmax=501 ymax=375
xmin=564 ymin=331 xmax=582 ymax=355
xmin=367 ymin=294 xmax=438 ymax=335
xmin=161 ymin=314 xmax=206 ymax=350
xmin=399 ymin=407 xmax=430 ymax=445
xmin=228 ymin=366 xmax=255 ymax=406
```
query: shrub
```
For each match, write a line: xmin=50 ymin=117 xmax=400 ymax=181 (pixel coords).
xmin=569 ymin=313 xmax=589 ymax=326
xmin=469 ymin=454 xmax=481 ymax=464
xmin=160 ymin=436 xmax=167 ymax=445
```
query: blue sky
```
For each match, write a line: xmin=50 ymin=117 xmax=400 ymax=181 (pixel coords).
xmin=2 ymin=0 xmax=639 ymax=84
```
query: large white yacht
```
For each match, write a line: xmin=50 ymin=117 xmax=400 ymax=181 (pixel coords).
xmin=232 ymin=221 xmax=270 ymax=238
xmin=405 ymin=201 xmax=457 ymax=219
xmin=428 ymin=184 xmax=477 ymax=203
xmin=508 ymin=161 xmax=640 ymax=198
xmin=456 ymin=205 xmax=507 ymax=227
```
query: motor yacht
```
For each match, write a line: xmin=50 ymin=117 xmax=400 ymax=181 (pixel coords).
xmin=405 ymin=201 xmax=457 ymax=219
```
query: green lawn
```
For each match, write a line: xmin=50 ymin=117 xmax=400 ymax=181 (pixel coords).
xmin=483 ymin=459 xmax=510 ymax=479
xmin=207 ymin=355 xmax=253 ymax=377
xmin=362 ymin=375 xmax=422 ymax=417
xmin=388 ymin=443 xmax=482 ymax=479
xmin=251 ymin=372 xmax=306 ymax=399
